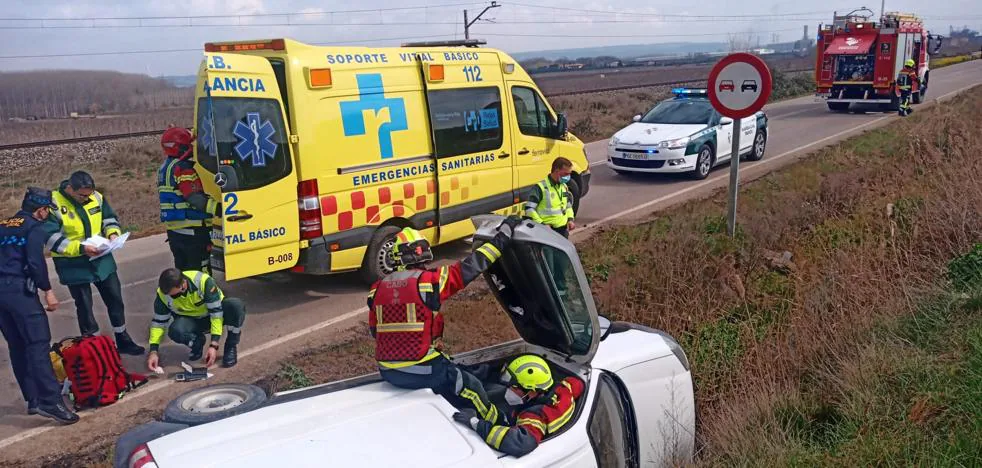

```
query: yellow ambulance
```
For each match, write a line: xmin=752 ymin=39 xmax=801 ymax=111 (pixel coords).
xmin=193 ymin=38 xmax=591 ymax=283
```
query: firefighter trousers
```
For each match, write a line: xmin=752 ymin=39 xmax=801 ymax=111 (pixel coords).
xmin=167 ymin=231 xmax=212 ymax=274
xmin=898 ymin=90 xmax=913 ymax=117
xmin=380 ymin=355 xmax=507 ymax=425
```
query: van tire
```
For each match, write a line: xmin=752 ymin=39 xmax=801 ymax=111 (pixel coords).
xmin=162 ymin=384 xmax=267 ymax=426
xmin=568 ymin=178 xmax=582 ymax=216
xmin=360 ymin=225 xmax=403 ymax=284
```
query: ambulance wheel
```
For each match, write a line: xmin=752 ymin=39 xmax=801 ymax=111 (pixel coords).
xmin=568 ymin=178 xmax=582 ymax=216
xmin=361 ymin=225 xmax=402 ymax=284
xmin=162 ymin=384 xmax=267 ymax=426
xmin=827 ymin=102 xmax=850 ymax=112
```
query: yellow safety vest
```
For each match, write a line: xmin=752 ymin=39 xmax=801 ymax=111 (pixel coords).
xmin=155 ymin=271 xmax=223 ymax=318
xmin=525 ymin=178 xmax=574 ymax=228
xmin=49 ymin=190 xmax=118 ymax=258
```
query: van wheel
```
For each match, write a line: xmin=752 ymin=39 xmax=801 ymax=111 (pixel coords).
xmin=568 ymin=178 xmax=582 ymax=216
xmin=360 ymin=225 xmax=402 ymax=284
xmin=162 ymin=384 xmax=267 ymax=426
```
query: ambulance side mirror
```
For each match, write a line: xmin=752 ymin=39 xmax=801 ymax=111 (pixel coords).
xmin=555 ymin=113 xmax=569 ymax=139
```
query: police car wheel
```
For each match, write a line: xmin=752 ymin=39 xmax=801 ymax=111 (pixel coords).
xmin=747 ymin=130 xmax=766 ymax=162
xmin=691 ymin=145 xmax=713 ymax=180
xmin=361 ymin=225 xmax=402 ymax=284
xmin=162 ymin=384 xmax=267 ymax=426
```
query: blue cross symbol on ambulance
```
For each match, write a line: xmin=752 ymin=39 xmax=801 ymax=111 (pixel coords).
xmin=340 ymin=74 xmax=408 ymax=160
xmin=233 ymin=112 xmax=278 ymax=167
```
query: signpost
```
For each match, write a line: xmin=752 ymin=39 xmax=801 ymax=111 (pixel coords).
xmin=707 ymin=53 xmax=772 ymax=236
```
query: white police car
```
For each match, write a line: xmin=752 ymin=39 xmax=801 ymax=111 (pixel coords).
xmin=607 ymin=88 xmax=768 ymax=179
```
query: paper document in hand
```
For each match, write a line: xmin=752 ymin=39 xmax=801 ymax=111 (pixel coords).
xmin=81 ymin=232 xmax=130 ymax=260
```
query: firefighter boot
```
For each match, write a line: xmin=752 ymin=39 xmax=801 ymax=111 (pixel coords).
xmin=222 ymin=332 xmax=241 ymax=368
xmin=115 ymin=331 xmax=146 ymax=356
xmin=188 ymin=334 xmax=205 ymax=362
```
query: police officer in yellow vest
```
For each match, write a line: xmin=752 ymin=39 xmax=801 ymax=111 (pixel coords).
xmin=146 ymin=268 xmax=246 ymax=370
xmin=524 ymin=157 xmax=576 ymax=292
xmin=43 ymin=171 xmax=144 ymax=355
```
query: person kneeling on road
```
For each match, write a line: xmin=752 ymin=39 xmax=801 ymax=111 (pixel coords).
xmin=146 ymin=268 xmax=246 ymax=371
xmin=367 ymin=217 xmax=522 ymax=426
xmin=452 ymin=354 xmax=584 ymax=457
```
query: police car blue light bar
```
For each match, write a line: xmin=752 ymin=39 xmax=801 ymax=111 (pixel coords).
xmin=672 ymin=88 xmax=708 ymax=95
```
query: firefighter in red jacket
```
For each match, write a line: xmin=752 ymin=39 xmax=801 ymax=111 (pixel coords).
xmin=368 ymin=217 xmax=521 ymax=425
xmin=896 ymin=59 xmax=919 ymax=117
xmin=452 ymin=354 xmax=584 ymax=457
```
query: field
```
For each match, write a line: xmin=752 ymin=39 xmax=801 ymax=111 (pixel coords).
xmin=0 ymin=108 xmax=191 ymax=146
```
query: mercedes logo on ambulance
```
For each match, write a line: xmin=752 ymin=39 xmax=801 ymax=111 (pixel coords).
xmin=214 ymin=172 xmax=228 ymax=188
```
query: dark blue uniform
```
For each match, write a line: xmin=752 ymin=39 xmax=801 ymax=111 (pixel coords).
xmin=0 ymin=210 xmax=63 ymax=410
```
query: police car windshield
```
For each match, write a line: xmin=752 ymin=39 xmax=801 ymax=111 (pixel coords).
xmin=640 ymin=100 xmax=714 ymax=125
xmin=195 ymin=98 xmax=291 ymax=191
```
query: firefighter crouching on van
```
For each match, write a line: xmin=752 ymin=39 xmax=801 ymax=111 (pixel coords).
xmin=452 ymin=355 xmax=584 ymax=457
xmin=159 ymin=127 xmax=219 ymax=273
xmin=896 ymin=59 xmax=919 ymax=117
xmin=0 ymin=188 xmax=79 ymax=424
xmin=368 ymin=218 xmax=522 ymax=425
xmin=44 ymin=171 xmax=145 ymax=356
xmin=146 ymin=268 xmax=246 ymax=369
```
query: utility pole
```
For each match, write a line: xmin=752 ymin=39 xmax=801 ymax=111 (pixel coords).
xmin=464 ymin=1 xmax=499 ymax=40
xmin=880 ymin=0 xmax=886 ymax=20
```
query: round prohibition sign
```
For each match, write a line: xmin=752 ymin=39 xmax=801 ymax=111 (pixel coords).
xmin=708 ymin=53 xmax=772 ymax=119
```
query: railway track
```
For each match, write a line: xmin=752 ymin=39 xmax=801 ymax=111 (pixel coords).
xmin=4 ymin=68 xmax=816 ymax=150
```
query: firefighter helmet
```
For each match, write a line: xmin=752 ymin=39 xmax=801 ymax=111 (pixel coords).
xmin=161 ymin=127 xmax=195 ymax=159
xmin=501 ymin=354 xmax=554 ymax=392
xmin=904 ymin=59 xmax=915 ymax=68
xmin=390 ymin=227 xmax=433 ymax=269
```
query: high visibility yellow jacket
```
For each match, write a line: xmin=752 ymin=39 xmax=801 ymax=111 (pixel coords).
xmin=524 ymin=177 xmax=574 ymax=228
xmin=44 ymin=183 xmax=122 ymax=285
xmin=149 ymin=270 xmax=225 ymax=351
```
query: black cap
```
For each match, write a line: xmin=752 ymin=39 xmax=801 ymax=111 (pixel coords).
xmin=69 ymin=171 xmax=96 ymax=191
xmin=22 ymin=187 xmax=56 ymax=211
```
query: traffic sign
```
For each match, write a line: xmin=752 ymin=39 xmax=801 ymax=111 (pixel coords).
xmin=708 ymin=53 xmax=772 ymax=119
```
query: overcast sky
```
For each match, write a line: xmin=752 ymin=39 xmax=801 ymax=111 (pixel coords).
xmin=1 ymin=0 xmax=978 ymax=75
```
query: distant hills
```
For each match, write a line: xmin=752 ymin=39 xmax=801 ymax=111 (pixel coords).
xmin=509 ymin=42 xmax=729 ymax=61
xmin=160 ymin=75 xmax=198 ymax=88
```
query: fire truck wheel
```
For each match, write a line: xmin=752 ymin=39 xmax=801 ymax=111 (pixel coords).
xmin=912 ymin=90 xmax=923 ymax=104
xmin=827 ymin=102 xmax=850 ymax=112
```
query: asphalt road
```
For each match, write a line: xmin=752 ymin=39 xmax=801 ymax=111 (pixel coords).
xmin=0 ymin=59 xmax=979 ymax=445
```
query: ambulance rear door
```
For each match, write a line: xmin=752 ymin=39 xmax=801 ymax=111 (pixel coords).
xmin=197 ymin=52 xmax=300 ymax=280
xmin=422 ymin=50 xmax=515 ymax=243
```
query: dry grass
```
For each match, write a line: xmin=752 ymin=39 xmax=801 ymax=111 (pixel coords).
xmin=0 ymin=140 xmax=164 ymax=238
xmin=0 ymin=108 xmax=190 ymax=145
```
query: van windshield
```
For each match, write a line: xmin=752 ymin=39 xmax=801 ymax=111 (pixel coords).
xmin=195 ymin=97 xmax=291 ymax=191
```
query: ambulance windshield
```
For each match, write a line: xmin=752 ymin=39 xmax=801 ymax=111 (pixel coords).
xmin=195 ymin=97 xmax=291 ymax=191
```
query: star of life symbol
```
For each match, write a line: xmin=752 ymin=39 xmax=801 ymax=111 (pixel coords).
xmin=233 ymin=112 xmax=278 ymax=167
xmin=199 ymin=112 xmax=216 ymax=156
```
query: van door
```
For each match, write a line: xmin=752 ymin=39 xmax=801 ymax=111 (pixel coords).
xmin=197 ymin=53 xmax=299 ymax=280
xmin=424 ymin=51 xmax=514 ymax=243
xmin=507 ymin=84 xmax=562 ymax=205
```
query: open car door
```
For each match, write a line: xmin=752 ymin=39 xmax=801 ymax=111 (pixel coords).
xmin=196 ymin=52 xmax=300 ymax=280
xmin=472 ymin=215 xmax=600 ymax=364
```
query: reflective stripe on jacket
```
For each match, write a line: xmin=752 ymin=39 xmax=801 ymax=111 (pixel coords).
xmin=47 ymin=189 xmax=118 ymax=258
xmin=524 ymin=177 xmax=574 ymax=228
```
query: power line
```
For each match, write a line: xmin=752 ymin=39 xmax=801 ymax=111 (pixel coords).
xmin=481 ymin=27 xmax=807 ymax=39
xmin=0 ymin=2 xmax=484 ymax=21
xmin=0 ymin=34 xmax=459 ymax=59
xmin=504 ymin=2 xmax=834 ymax=19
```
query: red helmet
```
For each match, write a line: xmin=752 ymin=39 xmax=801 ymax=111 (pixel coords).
xmin=161 ymin=127 xmax=195 ymax=159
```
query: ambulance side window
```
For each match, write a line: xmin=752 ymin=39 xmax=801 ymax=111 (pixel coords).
xmin=428 ymin=87 xmax=504 ymax=158
xmin=512 ymin=87 xmax=557 ymax=139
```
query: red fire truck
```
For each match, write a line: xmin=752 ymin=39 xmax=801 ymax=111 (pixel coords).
xmin=816 ymin=9 xmax=942 ymax=112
